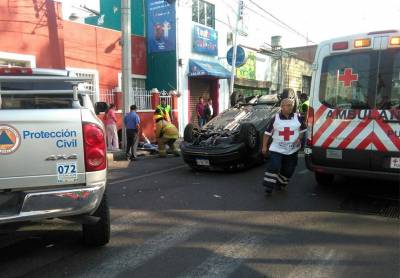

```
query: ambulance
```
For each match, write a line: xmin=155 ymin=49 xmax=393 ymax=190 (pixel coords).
xmin=305 ymin=30 xmax=400 ymax=185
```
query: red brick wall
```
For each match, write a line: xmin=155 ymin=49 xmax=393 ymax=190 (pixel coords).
xmin=0 ymin=0 xmax=65 ymax=68
xmin=98 ymin=111 xmax=157 ymax=143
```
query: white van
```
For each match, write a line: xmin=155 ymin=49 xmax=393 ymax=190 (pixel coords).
xmin=305 ymin=30 xmax=400 ymax=185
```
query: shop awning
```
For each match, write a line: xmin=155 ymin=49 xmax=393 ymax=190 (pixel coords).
xmin=188 ymin=59 xmax=231 ymax=79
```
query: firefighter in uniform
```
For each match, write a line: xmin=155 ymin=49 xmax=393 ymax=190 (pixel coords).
xmin=154 ymin=111 xmax=179 ymax=158
xmin=299 ymin=93 xmax=309 ymax=119
xmin=261 ymin=98 xmax=307 ymax=196
xmin=156 ymin=98 xmax=172 ymax=122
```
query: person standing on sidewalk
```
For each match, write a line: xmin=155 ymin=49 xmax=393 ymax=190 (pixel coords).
xmin=196 ymin=97 xmax=206 ymax=128
xmin=261 ymin=98 xmax=307 ymax=196
xmin=104 ymin=103 xmax=119 ymax=151
xmin=204 ymin=98 xmax=214 ymax=123
xmin=124 ymin=105 xmax=140 ymax=161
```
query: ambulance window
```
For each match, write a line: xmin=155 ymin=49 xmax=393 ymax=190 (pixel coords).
xmin=376 ymin=49 xmax=400 ymax=109
xmin=319 ymin=52 xmax=377 ymax=109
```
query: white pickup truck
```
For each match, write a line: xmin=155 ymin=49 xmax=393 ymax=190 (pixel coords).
xmin=0 ymin=68 xmax=110 ymax=246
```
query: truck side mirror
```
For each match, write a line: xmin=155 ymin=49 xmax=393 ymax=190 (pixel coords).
xmin=94 ymin=102 xmax=108 ymax=115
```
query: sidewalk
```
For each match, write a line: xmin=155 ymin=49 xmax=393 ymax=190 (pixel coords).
xmin=107 ymin=138 xmax=184 ymax=163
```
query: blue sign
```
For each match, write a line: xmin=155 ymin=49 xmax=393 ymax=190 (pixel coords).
xmin=147 ymin=0 xmax=176 ymax=53
xmin=189 ymin=59 xmax=231 ymax=79
xmin=192 ymin=25 xmax=218 ymax=56
xmin=227 ymin=46 xmax=247 ymax=67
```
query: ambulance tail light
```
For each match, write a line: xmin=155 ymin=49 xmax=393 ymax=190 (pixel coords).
xmin=306 ymin=106 xmax=314 ymax=147
xmin=83 ymin=123 xmax=106 ymax=172
xmin=332 ymin=41 xmax=348 ymax=51
xmin=390 ymin=37 xmax=400 ymax=46
xmin=354 ymin=39 xmax=371 ymax=48
xmin=0 ymin=67 xmax=33 ymax=75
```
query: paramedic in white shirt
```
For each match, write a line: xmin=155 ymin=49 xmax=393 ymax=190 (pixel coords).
xmin=261 ymin=98 xmax=307 ymax=196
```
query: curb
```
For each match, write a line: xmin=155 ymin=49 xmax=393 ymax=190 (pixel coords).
xmin=107 ymin=150 xmax=156 ymax=162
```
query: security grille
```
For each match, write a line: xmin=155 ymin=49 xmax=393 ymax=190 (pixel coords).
xmin=72 ymin=71 xmax=98 ymax=103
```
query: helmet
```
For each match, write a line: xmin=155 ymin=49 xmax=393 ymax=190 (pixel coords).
xmin=154 ymin=114 xmax=163 ymax=121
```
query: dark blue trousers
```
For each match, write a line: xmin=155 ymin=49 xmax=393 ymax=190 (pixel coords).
xmin=263 ymin=151 xmax=298 ymax=193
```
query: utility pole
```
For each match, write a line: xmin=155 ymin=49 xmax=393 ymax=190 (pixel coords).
xmin=121 ymin=0 xmax=132 ymax=149
xmin=229 ymin=0 xmax=244 ymax=98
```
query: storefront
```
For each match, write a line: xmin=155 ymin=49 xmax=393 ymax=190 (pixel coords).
xmin=187 ymin=59 xmax=230 ymax=125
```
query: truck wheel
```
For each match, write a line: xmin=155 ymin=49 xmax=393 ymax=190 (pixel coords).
xmin=184 ymin=123 xmax=194 ymax=142
xmin=82 ymin=192 xmax=110 ymax=247
xmin=315 ymin=172 xmax=334 ymax=186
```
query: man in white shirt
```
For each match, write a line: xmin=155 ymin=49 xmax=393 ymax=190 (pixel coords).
xmin=261 ymin=98 xmax=307 ymax=196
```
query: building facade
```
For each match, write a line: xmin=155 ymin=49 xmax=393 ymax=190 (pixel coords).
xmin=146 ymin=0 xmax=274 ymax=134
xmin=0 ymin=0 xmax=162 ymax=141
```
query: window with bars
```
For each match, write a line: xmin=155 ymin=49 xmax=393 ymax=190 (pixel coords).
xmin=71 ymin=71 xmax=98 ymax=104
xmin=131 ymin=78 xmax=146 ymax=91
xmin=192 ymin=0 xmax=215 ymax=29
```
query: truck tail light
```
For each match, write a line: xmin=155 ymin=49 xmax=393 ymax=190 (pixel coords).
xmin=0 ymin=67 xmax=33 ymax=75
xmin=83 ymin=123 xmax=106 ymax=172
xmin=306 ymin=106 xmax=314 ymax=147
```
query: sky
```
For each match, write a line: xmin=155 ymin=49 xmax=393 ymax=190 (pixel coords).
xmin=243 ymin=0 xmax=400 ymax=48
xmin=60 ymin=0 xmax=399 ymax=48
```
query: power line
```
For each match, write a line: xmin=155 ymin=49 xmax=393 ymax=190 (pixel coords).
xmin=247 ymin=0 xmax=315 ymax=44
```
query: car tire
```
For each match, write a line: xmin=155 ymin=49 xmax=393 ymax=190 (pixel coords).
xmin=238 ymin=123 xmax=258 ymax=152
xmin=82 ymin=192 xmax=110 ymax=247
xmin=184 ymin=123 xmax=194 ymax=142
xmin=315 ymin=172 xmax=334 ymax=186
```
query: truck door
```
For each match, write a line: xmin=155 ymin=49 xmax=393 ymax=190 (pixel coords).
xmin=370 ymin=46 xmax=400 ymax=173
xmin=312 ymin=51 xmax=378 ymax=170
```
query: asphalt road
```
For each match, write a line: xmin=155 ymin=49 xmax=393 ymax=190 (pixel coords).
xmin=0 ymin=155 xmax=399 ymax=278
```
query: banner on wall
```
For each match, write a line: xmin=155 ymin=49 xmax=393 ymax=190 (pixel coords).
xmin=147 ymin=0 xmax=176 ymax=53
xmin=192 ymin=25 xmax=218 ymax=56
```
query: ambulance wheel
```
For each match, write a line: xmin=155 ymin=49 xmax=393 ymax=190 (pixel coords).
xmin=184 ymin=123 xmax=194 ymax=142
xmin=315 ymin=172 xmax=334 ymax=186
xmin=82 ymin=192 xmax=110 ymax=247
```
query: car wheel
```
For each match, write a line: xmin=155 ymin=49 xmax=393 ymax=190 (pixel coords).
xmin=184 ymin=123 xmax=194 ymax=142
xmin=315 ymin=172 xmax=334 ymax=186
xmin=82 ymin=192 xmax=110 ymax=247
xmin=238 ymin=123 xmax=258 ymax=152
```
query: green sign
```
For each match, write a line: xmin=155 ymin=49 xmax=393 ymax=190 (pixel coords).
xmin=236 ymin=52 xmax=256 ymax=79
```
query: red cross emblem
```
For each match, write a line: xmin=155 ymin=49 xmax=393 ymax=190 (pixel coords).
xmin=279 ymin=127 xmax=294 ymax=141
xmin=339 ymin=68 xmax=358 ymax=87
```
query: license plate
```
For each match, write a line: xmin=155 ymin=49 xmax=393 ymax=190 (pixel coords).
xmin=390 ymin=157 xmax=400 ymax=169
xmin=326 ymin=149 xmax=342 ymax=159
xmin=196 ymin=159 xmax=210 ymax=166
xmin=57 ymin=162 xmax=78 ymax=183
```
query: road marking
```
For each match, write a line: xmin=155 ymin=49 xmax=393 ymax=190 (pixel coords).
xmin=298 ymin=169 xmax=309 ymax=175
xmin=287 ymin=247 xmax=344 ymax=278
xmin=109 ymin=165 xmax=186 ymax=185
xmin=178 ymin=235 xmax=261 ymax=278
xmin=79 ymin=222 xmax=199 ymax=278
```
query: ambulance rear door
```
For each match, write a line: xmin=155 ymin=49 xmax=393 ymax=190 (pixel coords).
xmin=311 ymin=48 xmax=378 ymax=170
xmin=370 ymin=41 xmax=400 ymax=173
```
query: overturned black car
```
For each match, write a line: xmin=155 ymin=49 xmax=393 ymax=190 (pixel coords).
xmin=181 ymin=95 xmax=281 ymax=171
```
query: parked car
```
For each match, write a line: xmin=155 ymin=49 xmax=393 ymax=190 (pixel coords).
xmin=181 ymin=94 xmax=281 ymax=171
xmin=0 ymin=68 xmax=110 ymax=246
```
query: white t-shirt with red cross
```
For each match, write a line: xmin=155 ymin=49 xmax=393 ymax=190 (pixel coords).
xmin=265 ymin=112 xmax=306 ymax=155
